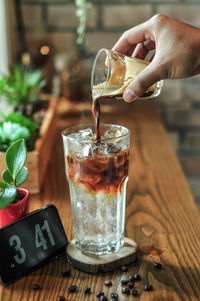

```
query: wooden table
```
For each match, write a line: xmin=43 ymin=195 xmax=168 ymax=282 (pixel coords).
xmin=1 ymin=99 xmax=200 ymax=301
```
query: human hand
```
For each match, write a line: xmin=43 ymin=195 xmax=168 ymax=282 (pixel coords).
xmin=112 ymin=14 xmax=200 ymax=102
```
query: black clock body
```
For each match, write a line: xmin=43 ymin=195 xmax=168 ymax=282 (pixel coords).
xmin=0 ymin=204 xmax=68 ymax=285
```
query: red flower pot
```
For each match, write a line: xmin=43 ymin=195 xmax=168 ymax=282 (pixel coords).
xmin=0 ymin=188 xmax=30 ymax=227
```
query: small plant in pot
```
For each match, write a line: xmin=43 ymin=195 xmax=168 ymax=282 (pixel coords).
xmin=0 ymin=138 xmax=29 ymax=227
xmin=0 ymin=112 xmax=39 ymax=152
xmin=0 ymin=64 xmax=46 ymax=121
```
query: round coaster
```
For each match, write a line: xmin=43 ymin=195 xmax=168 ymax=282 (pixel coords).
xmin=66 ymin=237 xmax=137 ymax=273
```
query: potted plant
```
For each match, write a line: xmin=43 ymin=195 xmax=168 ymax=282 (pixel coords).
xmin=0 ymin=64 xmax=58 ymax=194
xmin=0 ymin=64 xmax=46 ymax=121
xmin=0 ymin=138 xmax=30 ymax=227
xmin=0 ymin=112 xmax=39 ymax=152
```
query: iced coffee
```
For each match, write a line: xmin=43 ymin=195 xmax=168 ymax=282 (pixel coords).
xmin=62 ymin=124 xmax=130 ymax=255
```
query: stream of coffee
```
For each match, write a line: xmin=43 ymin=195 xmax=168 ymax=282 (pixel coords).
xmin=92 ymin=86 xmax=103 ymax=143
xmin=92 ymin=86 xmax=154 ymax=144
xmin=92 ymin=99 xmax=101 ymax=143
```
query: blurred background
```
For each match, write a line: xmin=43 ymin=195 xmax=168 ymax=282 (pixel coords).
xmin=1 ymin=0 xmax=200 ymax=207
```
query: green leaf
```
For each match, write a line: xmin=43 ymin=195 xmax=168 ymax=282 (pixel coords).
xmin=0 ymin=182 xmax=17 ymax=209
xmin=37 ymin=79 xmax=46 ymax=90
xmin=16 ymin=167 xmax=29 ymax=186
xmin=3 ymin=112 xmax=38 ymax=133
xmin=0 ymin=77 xmax=8 ymax=93
xmin=0 ymin=64 xmax=46 ymax=105
xmin=2 ymin=169 xmax=13 ymax=184
xmin=10 ymin=125 xmax=30 ymax=141
xmin=0 ymin=121 xmax=30 ymax=143
xmin=0 ymin=181 xmax=10 ymax=189
xmin=6 ymin=139 xmax=27 ymax=179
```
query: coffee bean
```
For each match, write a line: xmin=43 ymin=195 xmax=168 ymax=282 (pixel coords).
xmin=121 ymin=266 xmax=128 ymax=272
xmin=121 ymin=287 xmax=130 ymax=295
xmin=100 ymin=296 xmax=108 ymax=301
xmin=110 ymin=292 xmax=118 ymax=299
xmin=57 ymin=296 xmax=65 ymax=301
xmin=104 ymin=280 xmax=112 ymax=287
xmin=129 ymin=275 xmax=135 ymax=282
xmin=127 ymin=281 xmax=134 ymax=288
xmin=32 ymin=283 xmax=40 ymax=290
xmin=61 ymin=269 xmax=71 ymax=277
xmin=153 ymin=262 xmax=162 ymax=269
xmin=121 ymin=279 xmax=129 ymax=285
xmin=83 ymin=287 xmax=91 ymax=294
xmin=144 ymin=284 xmax=153 ymax=291
xmin=96 ymin=291 xmax=104 ymax=298
xmin=133 ymin=273 xmax=141 ymax=281
xmin=68 ymin=285 xmax=77 ymax=293
xmin=131 ymin=289 xmax=139 ymax=296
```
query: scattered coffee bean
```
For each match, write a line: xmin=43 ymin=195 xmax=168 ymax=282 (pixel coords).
xmin=96 ymin=291 xmax=104 ymax=298
xmin=121 ymin=265 xmax=128 ymax=272
xmin=61 ymin=269 xmax=71 ymax=277
xmin=134 ymin=273 xmax=141 ymax=281
xmin=100 ymin=296 xmax=108 ymax=301
xmin=110 ymin=292 xmax=118 ymax=299
xmin=57 ymin=296 xmax=65 ymax=301
xmin=104 ymin=280 xmax=112 ymax=287
xmin=121 ymin=279 xmax=129 ymax=285
xmin=84 ymin=287 xmax=91 ymax=294
xmin=127 ymin=281 xmax=134 ymax=288
xmin=131 ymin=289 xmax=139 ymax=296
xmin=121 ymin=287 xmax=130 ymax=295
xmin=32 ymin=283 xmax=40 ymax=290
xmin=144 ymin=284 xmax=153 ymax=291
xmin=68 ymin=285 xmax=77 ymax=293
xmin=129 ymin=275 xmax=135 ymax=282
xmin=153 ymin=262 xmax=162 ymax=269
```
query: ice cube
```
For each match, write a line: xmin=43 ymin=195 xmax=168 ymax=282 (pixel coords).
xmin=63 ymin=135 xmax=81 ymax=156
xmin=83 ymin=144 xmax=92 ymax=157
xmin=90 ymin=143 xmax=109 ymax=156
xmin=107 ymin=143 xmax=121 ymax=154
xmin=67 ymin=128 xmax=93 ymax=142
xmin=78 ymin=128 xmax=93 ymax=141
xmin=63 ymin=128 xmax=94 ymax=156
xmin=103 ymin=128 xmax=123 ymax=142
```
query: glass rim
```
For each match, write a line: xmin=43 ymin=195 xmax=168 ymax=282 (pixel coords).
xmin=61 ymin=123 xmax=130 ymax=144
xmin=91 ymin=48 xmax=111 ymax=93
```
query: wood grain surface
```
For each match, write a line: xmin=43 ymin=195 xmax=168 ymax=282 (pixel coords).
xmin=0 ymin=99 xmax=200 ymax=301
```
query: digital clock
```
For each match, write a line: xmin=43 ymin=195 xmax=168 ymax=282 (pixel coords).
xmin=0 ymin=204 xmax=68 ymax=285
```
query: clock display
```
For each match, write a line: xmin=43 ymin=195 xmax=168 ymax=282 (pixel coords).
xmin=0 ymin=204 xmax=68 ymax=285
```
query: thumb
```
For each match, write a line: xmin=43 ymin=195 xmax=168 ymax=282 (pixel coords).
xmin=123 ymin=62 xmax=161 ymax=102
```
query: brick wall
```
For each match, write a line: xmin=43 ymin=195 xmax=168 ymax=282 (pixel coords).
xmin=18 ymin=0 xmax=200 ymax=206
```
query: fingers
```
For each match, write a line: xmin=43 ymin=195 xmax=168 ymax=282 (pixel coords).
xmin=112 ymin=22 xmax=150 ymax=55
xmin=132 ymin=40 xmax=155 ymax=60
xmin=123 ymin=61 xmax=161 ymax=102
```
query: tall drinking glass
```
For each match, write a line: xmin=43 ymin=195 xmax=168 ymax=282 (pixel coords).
xmin=62 ymin=124 xmax=130 ymax=255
